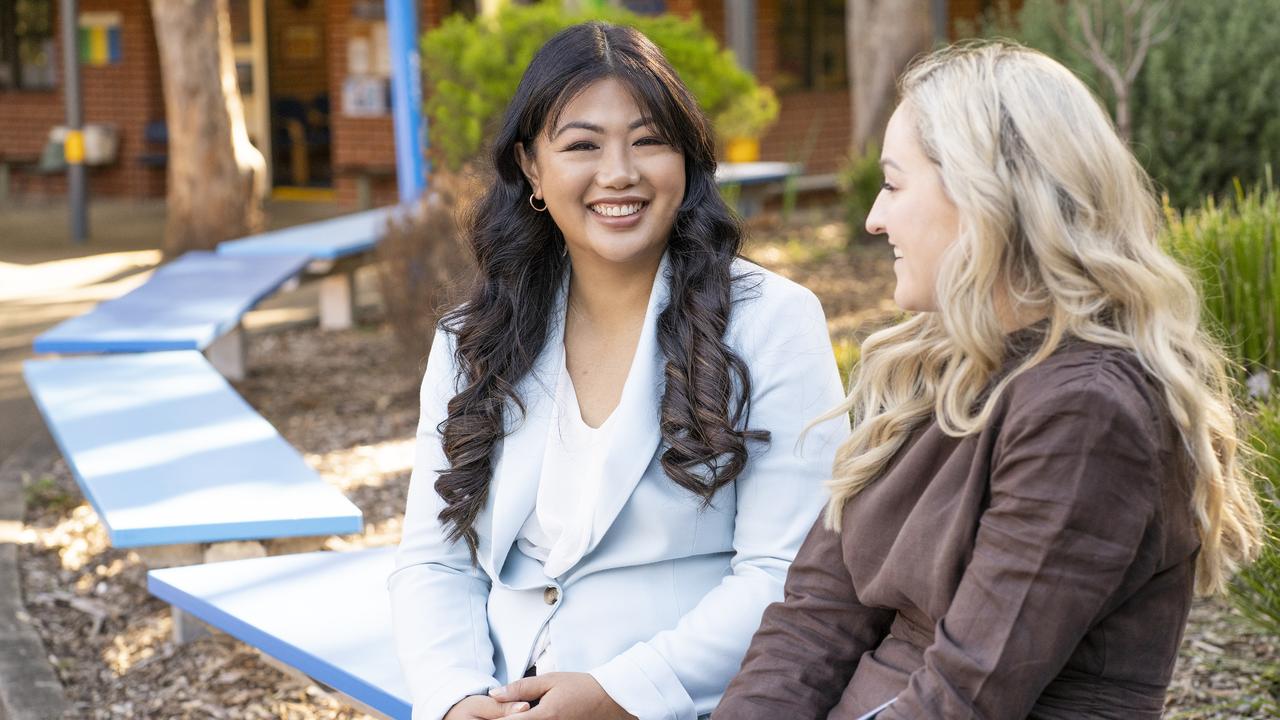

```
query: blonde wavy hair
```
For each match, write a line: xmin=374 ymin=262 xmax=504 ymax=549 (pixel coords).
xmin=823 ymin=41 xmax=1263 ymax=595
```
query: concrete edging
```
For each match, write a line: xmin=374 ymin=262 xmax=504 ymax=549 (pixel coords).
xmin=0 ymin=431 xmax=69 ymax=719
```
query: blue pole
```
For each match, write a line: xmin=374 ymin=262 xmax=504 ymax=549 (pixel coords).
xmin=385 ymin=0 xmax=428 ymax=203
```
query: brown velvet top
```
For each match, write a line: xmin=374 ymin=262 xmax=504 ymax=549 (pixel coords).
xmin=716 ymin=338 xmax=1199 ymax=720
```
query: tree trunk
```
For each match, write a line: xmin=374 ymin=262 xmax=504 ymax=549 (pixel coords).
xmin=847 ymin=0 xmax=935 ymax=155
xmin=1114 ymin=88 xmax=1130 ymax=142
xmin=151 ymin=0 xmax=265 ymax=257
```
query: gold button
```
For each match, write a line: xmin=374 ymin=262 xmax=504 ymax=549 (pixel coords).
xmin=543 ymin=585 xmax=560 ymax=605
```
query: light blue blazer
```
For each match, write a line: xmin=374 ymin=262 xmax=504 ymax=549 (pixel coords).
xmin=388 ymin=258 xmax=848 ymax=720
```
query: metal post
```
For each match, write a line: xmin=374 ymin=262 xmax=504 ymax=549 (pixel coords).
xmin=60 ymin=0 xmax=88 ymax=244
xmin=933 ymin=0 xmax=950 ymax=42
xmin=726 ymin=0 xmax=756 ymax=73
xmin=385 ymin=0 xmax=427 ymax=204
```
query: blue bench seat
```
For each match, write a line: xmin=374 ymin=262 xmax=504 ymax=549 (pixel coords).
xmin=714 ymin=161 xmax=800 ymax=187
xmin=148 ymin=548 xmax=409 ymax=719
xmin=23 ymin=351 xmax=363 ymax=548
xmin=714 ymin=161 xmax=802 ymax=217
xmin=217 ymin=207 xmax=397 ymax=330
xmin=217 ymin=207 xmax=395 ymax=261
xmin=32 ymin=250 xmax=310 ymax=355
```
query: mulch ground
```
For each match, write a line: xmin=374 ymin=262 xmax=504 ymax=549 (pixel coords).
xmin=13 ymin=210 xmax=1280 ymax=718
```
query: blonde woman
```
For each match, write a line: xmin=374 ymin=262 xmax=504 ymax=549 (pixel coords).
xmin=715 ymin=42 xmax=1264 ymax=720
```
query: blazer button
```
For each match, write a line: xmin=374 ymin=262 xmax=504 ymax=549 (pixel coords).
xmin=543 ymin=585 xmax=560 ymax=605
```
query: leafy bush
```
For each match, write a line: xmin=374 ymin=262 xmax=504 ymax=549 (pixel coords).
xmin=964 ymin=0 xmax=1280 ymax=210
xmin=1232 ymin=401 xmax=1280 ymax=637
xmin=1163 ymin=176 xmax=1280 ymax=377
xmin=716 ymin=84 xmax=780 ymax=140
xmin=1162 ymin=181 xmax=1280 ymax=634
xmin=838 ymin=142 xmax=882 ymax=245
xmin=422 ymin=1 xmax=776 ymax=169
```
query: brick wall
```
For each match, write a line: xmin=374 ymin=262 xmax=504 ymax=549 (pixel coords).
xmin=269 ymin=0 xmax=330 ymax=103
xmin=686 ymin=0 xmax=996 ymax=176
xmin=686 ymin=0 xmax=849 ymax=174
xmin=1 ymin=1 xmax=1007 ymax=202
xmin=0 ymin=0 xmax=165 ymax=199
xmin=327 ymin=0 xmax=437 ymax=207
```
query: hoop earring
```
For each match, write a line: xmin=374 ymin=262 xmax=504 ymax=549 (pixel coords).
xmin=529 ymin=193 xmax=547 ymax=212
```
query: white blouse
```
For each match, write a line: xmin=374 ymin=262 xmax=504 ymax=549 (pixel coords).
xmin=516 ymin=351 xmax=621 ymax=671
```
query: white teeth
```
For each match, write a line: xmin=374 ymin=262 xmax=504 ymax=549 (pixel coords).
xmin=590 ymin=202 xmax=644 ymax=217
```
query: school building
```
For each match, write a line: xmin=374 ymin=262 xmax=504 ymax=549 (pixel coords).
xmin=0 ymin=0 xmax=994 ymax=207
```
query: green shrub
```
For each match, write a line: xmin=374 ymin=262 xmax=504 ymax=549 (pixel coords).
xmin=422 ymin=2 xmax=776 ymax=170
xmin=1163 ymin=177 xmax=1280 ymax=376
xmin=964 ymin=0 xmax=1280 ymax=210
xmin=1164 ymin=182 xmax=1280 ymax=635
xmin=715 ymin=84 xmax=780 ymax=140
xmin=838 ymin=142 xmax=881 ymax=245
xmin=1231 ymin=401 xmax=1280 ymax=637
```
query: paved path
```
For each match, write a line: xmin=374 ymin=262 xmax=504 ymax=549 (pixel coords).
xmin=0 ymin=197 xmax=352 ymax=717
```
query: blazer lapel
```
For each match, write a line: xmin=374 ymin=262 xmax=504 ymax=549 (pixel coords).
xmin=587 ymin=256 xmax=669 ymax=548
xmin=484 ymin=255 xmax=671 ymax=576
xmin=485 ymin=285 xmax=566 ymax=577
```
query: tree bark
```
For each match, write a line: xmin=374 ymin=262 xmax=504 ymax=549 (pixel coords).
xmin=150 ymin=0 xmax=265 ymax=257
xmin=847 ymin=0 xmax=935 ymax=155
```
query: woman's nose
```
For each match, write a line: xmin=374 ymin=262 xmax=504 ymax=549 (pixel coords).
xmin=865 ymin=194 xmax=887 ymax=236
xmin=596 ymin=144 xmax=639 ymax=188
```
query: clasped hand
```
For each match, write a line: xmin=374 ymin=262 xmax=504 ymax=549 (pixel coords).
xmin=443 ymin=672 xmax=636 ymax=720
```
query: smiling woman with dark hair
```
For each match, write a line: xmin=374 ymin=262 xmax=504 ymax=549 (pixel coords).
xmin=387 ymin=21 xmax=847 ymax=720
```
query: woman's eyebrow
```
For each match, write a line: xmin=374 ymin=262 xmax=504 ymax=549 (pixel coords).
xmin=551 ymin=118 xmax=652 ymax=139
xmin=880 ymin=157 xmax=903 ymax=172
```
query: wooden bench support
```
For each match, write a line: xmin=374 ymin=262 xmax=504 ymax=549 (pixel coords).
xmin=356 ymin=175 xmax=374 ymax=211
xmin=264 ymin=535 xmax=329 ymax=556
xmin=204 ymin=326 xmax=246 ymax=381
xmin=171 ymin=606 xmax=214 ymax=644
xmin=134 ymin=543 xmax=204 ymax=569
xmin=136 ymin=536 xmax=329 ymax=570
xmin=319 ymin=273 xmax=355 ymax=330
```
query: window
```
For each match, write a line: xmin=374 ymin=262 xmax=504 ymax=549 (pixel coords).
xmin=0 ymin=0 xmax=56 ymax=90
xmin=776 ymin=0 xmax=846 ymax=92
xmin=442 ymin=0 xmax=478 ymax=20
xmin=621 ymin=0 xmax=666 ymax=15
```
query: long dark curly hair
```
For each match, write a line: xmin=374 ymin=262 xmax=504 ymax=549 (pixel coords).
xmin=436 ymin=21 xmax=769 ymax=559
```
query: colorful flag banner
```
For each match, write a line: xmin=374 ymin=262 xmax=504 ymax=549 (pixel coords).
xmin=78 ymin=12 xmax=123 ymax=66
